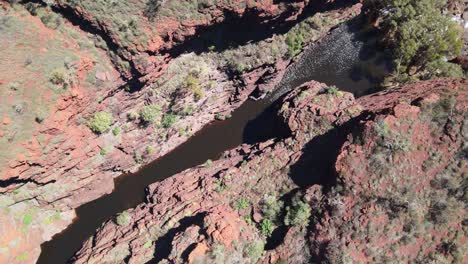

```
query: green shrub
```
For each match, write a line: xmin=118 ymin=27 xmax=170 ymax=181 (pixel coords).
xmin=115 ymin=211 xmax=131 ymax=226
xmin=326 ymin=85 xmax=342 ymax=96
xmin=244 ymin=240 xmax=264 ymax=261
xmin=260 ymin=219 xmax=274 ymax=237
xmin=7 ymin=82 xmax=19 ymax=91
xmin=424 ymin=60 xmax=463 ymax=79
xmin=286 ymin=31 xmax=304 ymax=58
xmin=133 ymin=152 xmax=144 ymax=163
xmin=234 ymin=197 xmax=250 ymax=210
xmin=22 ymin=213 xmax=33 ymax=226
xmin=100 ymin=148 xmax=107 ymax=156
xmin=261 ymin=194 xmax=284 ymax=223
xmin=161 ymin=113 xmax=178 ymax=128
xmin=139 ymin=104 xmax=161 ymax=124
xmin=49 ymin=68 xmax=73 ymax=89
xmin=146 ymin=145 xmax=155 ymax=154
xmin=181 ymin=105 xmax=194 ymax=116
xmin=127 ymin=111 xmax=139 ymax=121
xmin=202 ymin=159 xmax=213 ymax=168
xmin=183 ymin=74 xmax=204 ymax=100
xmin=284 ymin=195 xmax=311 ymax=227
xmin=112 ymin=127 xmax=121 ymax=136
xmin=86 ymin=112 xmax=113 ymax=134
xmin=16 ymin=252 xmax=28 ymax=261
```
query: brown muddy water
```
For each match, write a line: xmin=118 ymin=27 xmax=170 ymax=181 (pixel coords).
xmin=37 ymin=17 xmax=391 ymax=264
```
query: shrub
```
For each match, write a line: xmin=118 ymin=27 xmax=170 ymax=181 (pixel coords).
xmin=424 ymin=60 xmax=463 ymax=79
xmin=284 ymin=195 xmax=311 ymax=226
xmin=49 ymin=68 xmax=72 ymax=89
xmin=202 ymin=159 xmax=213 ymax=168
xmin=16 ymin=252 xmax=28 ymax=261
xmin=244 ymin=240 xmax=264 ymax=261
xmin=127 ymin=111 xmax=139 ymax=121
xmin=234 ymin=197 xmax=250 ymax=210
xmin=260 ymin=219 xmax=274 ymax=237
xmin=161 ymin=113 xmax=178 ymax=128
xmin=146 ymin=145 xmax=155 ymax=154
xmin=86 ymin=112 xmax=113 ymax=134
xmin=7 ymin=82 xmax=19 ymax=91
xmin=183 ymin=74 xmax=204 ymax=100
xmin=100 ymin=148 xmax=107 ymax=156
xmin=326 ymin=85 xmax=342 ymax=96
xmin=261 ymin=194 xmax=284 ymax=223
xmin=22 ymin=213 xmax=33 ymax=226
xmin=139 ymin=104 xmax=161 ymax=124
xmin=181 ymin=105 xmax=194 ymax=116
xmin=286 ymin=31 xmax=304 ymax=58
xmin=133 ymin=152 xmax=144 ymax=163
xmin=112 ymin=127 xmax=121 ymax=136
xmin=115 ymin=211 xmax=131 ymax=226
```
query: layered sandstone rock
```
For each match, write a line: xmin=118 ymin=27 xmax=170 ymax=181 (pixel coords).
xmin=71 ymin=78 xmax=467 ymax=263
xmin=0 ymin=1 xmax=362 ymax=263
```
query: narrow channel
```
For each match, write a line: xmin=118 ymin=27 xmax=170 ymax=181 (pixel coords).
xmin=38 ymin=17 xmax=390 ymax=264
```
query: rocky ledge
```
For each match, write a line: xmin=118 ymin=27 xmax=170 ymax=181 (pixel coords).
xmin=71 ymin=78 xmax=467 ymax=263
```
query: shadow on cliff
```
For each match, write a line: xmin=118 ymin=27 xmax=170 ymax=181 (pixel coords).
xmin=147 ymin=213 xmax=207 ymax=264
xmin=162 ymin=0 xmax=361 ymax=58
xmin=288 ymin=113 xmax=368 ymax=189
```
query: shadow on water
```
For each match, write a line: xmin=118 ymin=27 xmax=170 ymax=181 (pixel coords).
xmin=38 ymin=14 xmax=390 ymax=264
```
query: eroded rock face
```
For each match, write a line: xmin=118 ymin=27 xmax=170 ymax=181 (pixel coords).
xmin=71 ymin=78 xmax=467 ymax=263
xmin=311 ymin=79 xmax=468 ymax=263
xmin=0 ymin=1 xmax=362 ymax=263
xmin=51 ymin=0 xmax=315 ymax=77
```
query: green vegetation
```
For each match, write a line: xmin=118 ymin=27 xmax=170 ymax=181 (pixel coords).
xmin=7 ymin=82 xmax=19 ymax=91
xmin=127 ymin=111 xmax=139 ymax=121
xmin=65 ymin=0 xmax=151 ymax=49
xmin=244 ymin=240 xmax=264 ymax=261
xmin=261 ymin=194 xmax=284 ymax=223
xmin=234 ymin=197 xmax=250 ymax=210
xmin=139 ymin=104 xmax=161 ymax=124
xmin=112 ymin=127 xmax=121 ymax=136
xmin=146 ymin=145 xmax=155 ymax=155
xmin=326 ymin=85 xmax=343 ymax=96
xmin=16 ymin=252 xmax=28 ymax=261
xmin=161 ymin=113 xmax=178 ymax=128
xmin=86 ymin=111 xmax=113 ymax=134
xmin=182 ymin=74 xmax=204 ymax=100
xmin=214 ymin=179 xmax=227 ymax=192
xmin=365 ymin=0 xmax=463 ymax=83
xmin=115 ymin=211 xmax=131 ymax=226
xmin=286 ymin=31 xmax=305 ymax=58
xmin=260 ymin=218 xmax=274 ymax=237
xmin=284 ymin=195 xmax=311 ymax=227
xmin=202 ymin=159 xmax=213 ymax=168
xmin=22 ymin=213 xmax=33 ymax=226
xmin=49 ymin=67 xmax=74 ymax=89
xmin=133 ymin=152 xmax=144 ymax=164
xmin=100 ymin=148 xmax=107 ymax=156
xmin=373 ymin=119 xmax=412 ymax=153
